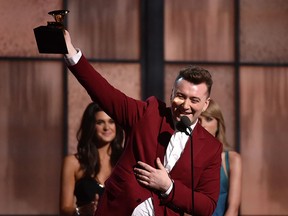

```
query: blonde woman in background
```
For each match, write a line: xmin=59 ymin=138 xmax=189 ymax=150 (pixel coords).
xmin=199 ymin=99 xmax=242 ymax=216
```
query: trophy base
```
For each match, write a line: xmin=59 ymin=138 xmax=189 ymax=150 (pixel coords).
xmin=34 ymin=25 xmax=68 ymax=54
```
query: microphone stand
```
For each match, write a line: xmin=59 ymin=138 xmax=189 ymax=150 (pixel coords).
xmin=189 ymin=131 xmax=194 ymax=216
xmin=187 ymin=128 xmax=194 ymax=216
xmin=177 ymin=117 xmax=194 ymax=215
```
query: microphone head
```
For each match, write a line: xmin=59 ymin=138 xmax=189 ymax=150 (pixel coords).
xmin=176 ymin=116 xmax=192 ymax=135
xmin=180 ymin=116 xmax=192 ymax=128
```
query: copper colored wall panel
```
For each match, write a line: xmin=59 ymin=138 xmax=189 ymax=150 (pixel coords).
xmin=0 ymin=61 xmax=63 ymax=214
xmin=0 ymin=0 xmax=63 ymax=57
xmin=240 ymin=0 xmax=288 ymax=63
xmin=165 ymin=0 xmax=234 ymax=62
xmin=67 ymin=0 xmax=140 ymax=59
xmin=240 ymin=66 xmax=288 ymax=215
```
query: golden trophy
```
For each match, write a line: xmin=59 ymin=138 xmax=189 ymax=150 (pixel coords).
xmin=34 ymin=10 xmax=69 ymax=54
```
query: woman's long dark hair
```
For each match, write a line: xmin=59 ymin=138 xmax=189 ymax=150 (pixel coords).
xmin=76 ymin=102 xmax=124 ymax=178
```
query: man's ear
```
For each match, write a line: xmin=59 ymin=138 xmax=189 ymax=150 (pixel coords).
xmin=170 ymin=88 xmax=175 ymax=103
xmin=202 ymin=98 xmax=210 ymax=112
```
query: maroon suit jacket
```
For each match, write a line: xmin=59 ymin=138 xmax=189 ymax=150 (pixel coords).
xmin=68 ymin=55 xmax=222 ymax=216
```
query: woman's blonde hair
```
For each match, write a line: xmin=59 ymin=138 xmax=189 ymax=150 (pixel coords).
xmin=201 ymin=99 xmax=232 ymax=151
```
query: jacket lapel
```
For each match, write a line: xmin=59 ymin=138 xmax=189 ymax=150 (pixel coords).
xmin=169 ymin=123 xmax=206 ymax=176
xmin=156 ymin=108 xmax=174 ymax=163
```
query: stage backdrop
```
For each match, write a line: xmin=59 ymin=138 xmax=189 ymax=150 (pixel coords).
xmin=0 ymin=0 xmax=287 ymax=215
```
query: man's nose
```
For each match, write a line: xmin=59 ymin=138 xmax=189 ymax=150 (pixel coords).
xmin=182 ymin=99 xmax=191 ymax=109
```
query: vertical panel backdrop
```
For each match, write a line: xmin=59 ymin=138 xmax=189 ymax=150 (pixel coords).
xmin=0 ymin=0 xmax=64 ymax=215
xmin=240 ymin=0 xmax=288 ymax=214
xmin=0 ymin=0 xmax=288 ymax=215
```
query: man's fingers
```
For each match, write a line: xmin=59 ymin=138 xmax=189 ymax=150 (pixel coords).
xmin=137 ymin=161 xmax=154 ymax=172
xmin=155 ymin=157 xmax=165 ymax=170
xmin=134 ymin=167 xmax=150 ymax=177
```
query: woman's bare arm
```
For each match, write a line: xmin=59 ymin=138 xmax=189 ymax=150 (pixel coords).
xmin=225 ymin=151 xmax=242 ymax=216
xmin=60 ymin=155 xmax=78 ymax=216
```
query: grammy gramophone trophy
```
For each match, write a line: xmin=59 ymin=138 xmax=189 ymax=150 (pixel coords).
xmin=34 ymin=10 xmax=69 ymax=54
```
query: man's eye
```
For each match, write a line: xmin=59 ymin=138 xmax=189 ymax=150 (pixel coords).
xmin=191 ymin=98 xmax=200 ymax=103
xmin=175 ymin=94 xmax=185 ymax=99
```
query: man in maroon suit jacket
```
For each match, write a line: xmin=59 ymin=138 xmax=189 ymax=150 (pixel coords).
xmin=64 ymin=31 xmax=222 ymax=216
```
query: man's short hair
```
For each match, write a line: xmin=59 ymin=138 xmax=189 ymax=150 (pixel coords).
xmin=174 ymin=65 xmax=213 ymax=96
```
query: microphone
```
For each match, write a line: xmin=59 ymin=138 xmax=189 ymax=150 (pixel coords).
xmin=176 ymin=116 xmax=192 ymax=135
xmin=176 ymin=115 xmax=194 ymax=215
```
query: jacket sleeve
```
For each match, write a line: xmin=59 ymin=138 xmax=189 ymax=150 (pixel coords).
xmin=68 ymin=54 xmax=146 ymax=129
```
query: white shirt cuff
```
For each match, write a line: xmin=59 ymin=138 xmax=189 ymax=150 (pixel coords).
xmin=64 ymin=48 xmax=82 ymax=66
xmin=161 ymin=179 xmax=174 ymax=197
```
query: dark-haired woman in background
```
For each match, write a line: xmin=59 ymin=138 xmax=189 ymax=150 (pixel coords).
xmin=60 ymin=102 xmax=124 ymax=216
